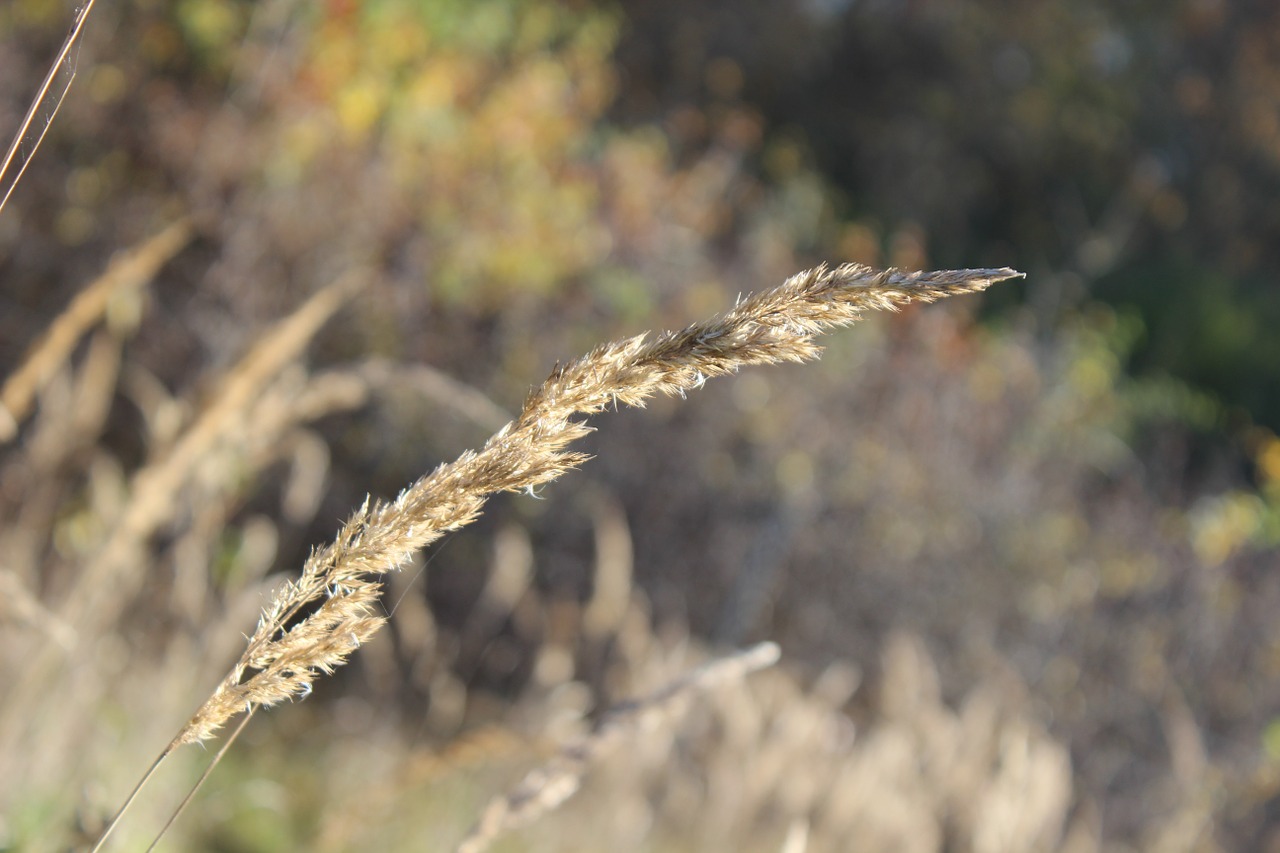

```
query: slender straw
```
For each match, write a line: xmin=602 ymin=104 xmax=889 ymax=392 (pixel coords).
xmin=0 ymin=0 xmax=99 ymax=216
xmin=89 ymin=710 xmax=255 ymax=853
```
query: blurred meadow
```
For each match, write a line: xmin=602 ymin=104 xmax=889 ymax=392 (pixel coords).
xmin=1 ymin=0 xmax=1279 ymax=850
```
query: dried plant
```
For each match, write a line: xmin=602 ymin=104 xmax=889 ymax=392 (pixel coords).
xmin=0 ymin=271 xmax=366 ymax=768
xmin=12 ymin=4 xmax=1280 ymax=850
xmin=0 ymin=218 xmax=192 ymax=443
xmin=62 ymin=270 xmax=367 ymax=630
xmin=456 ymin=641 xmax=783 ymax=853
xmin=0 ymin=0 xmax=98 ymax=216
xmin=177 ymin=262 xmax=1020 ymax=749
xmin=87 ymin=261 xmax=1018 ymax=848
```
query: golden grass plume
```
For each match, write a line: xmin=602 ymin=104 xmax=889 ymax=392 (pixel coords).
xmin=175 ymin=262 xmax=1022 ymax=749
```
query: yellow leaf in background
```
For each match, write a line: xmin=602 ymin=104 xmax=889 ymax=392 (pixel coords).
xmin=1258 ymin=434 xmax=1280 ymax=486
xmin=409 ymin=62 xmax=461 ymax=112
xmin=336 ymin=78 xmax=386 ymax=137
xmin=1189 ymin=491 xmax=1266 ymax=567
xmin=177 ymin=0 xmax=241 ymax=54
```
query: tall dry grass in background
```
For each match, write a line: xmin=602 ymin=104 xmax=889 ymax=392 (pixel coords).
xmin=0 ymin=235 xmax=1020 ymax=850
xmin=6 ymin=2 xmax=1280 ymax=851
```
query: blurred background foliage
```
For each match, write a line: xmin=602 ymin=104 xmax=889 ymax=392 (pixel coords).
xmin=2 ymin=0 xmax=1280 ymax=850
xmin=613 ymin=0 xmax=1280 ymax=432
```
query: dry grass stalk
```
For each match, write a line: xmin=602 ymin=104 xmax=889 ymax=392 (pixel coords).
xmin=174 ymin=262 xmax=1020 ymax=749
xmin=0 ymin=217 xmax=192 ymax=442
xmin=0 ymin=568 xmax=75 ymax=650
xmin=247 ymin=357 xmax=511 ymax=456
xmin=780 ymin=819 xmax=811 ymax=853
xmin=455 ymin=641 xmax=784 ymax=853
xmin=354 ymin=357 xmax=513 ymax=431
xmin=63 ymin=269 xmax=366 ymax=630
xmin=582 ymin=491 xmax=634 ymax=640
xmin=0 ymin=0 xmax=99 ymax=216
xmin=0 ymin=272 xmax=366 ymax=779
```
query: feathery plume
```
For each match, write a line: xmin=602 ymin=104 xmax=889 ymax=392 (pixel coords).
xmin=175 ymin=263 xmax=1021 ymax=747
